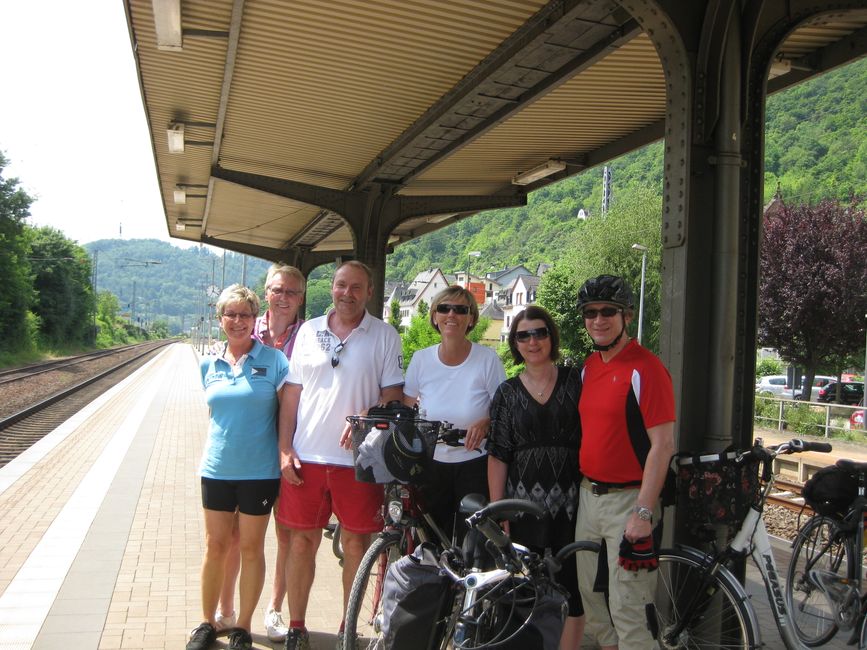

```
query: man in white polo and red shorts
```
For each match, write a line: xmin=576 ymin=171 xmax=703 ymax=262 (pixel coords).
xmin=277 ymin=260 xmax=404 ymax=650
xmin=574 ymin=275 xmax=675 ymax=649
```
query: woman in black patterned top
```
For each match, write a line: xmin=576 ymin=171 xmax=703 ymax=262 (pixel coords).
xmin=488 ymin=305 xmax=585 ymax=649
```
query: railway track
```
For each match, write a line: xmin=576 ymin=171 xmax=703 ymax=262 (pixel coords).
xmin=767 ymin=478 xmax=811 ymax=513
xmin=0 ymin=344 xmax=143 ymax=385
xmin=0 ymin=341 xmax=172 ymax=468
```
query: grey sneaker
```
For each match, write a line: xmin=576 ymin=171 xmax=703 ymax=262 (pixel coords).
xmin=264 ymin=608 xmax=288 ymax=642
xmin=284 ymin=627 xmax=311 ymax=650
xmin=227 ymin=628 xmax=253 ymax=650
xmin=215 ymin=611 xmax=237 ymax=631
xmin=186 ymin=622 xmax=216 ymax=650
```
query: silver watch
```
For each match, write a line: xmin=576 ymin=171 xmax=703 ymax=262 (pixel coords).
xmin=634 ymin=505 xmax=653 ymax=521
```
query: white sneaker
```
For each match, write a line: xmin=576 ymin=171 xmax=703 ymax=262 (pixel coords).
xmin=264 ymin=608 xmax=288 ymax=642
xmin=215 ymin=611 xmax=236 ymax=631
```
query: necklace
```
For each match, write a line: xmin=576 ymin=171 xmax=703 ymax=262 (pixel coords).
xmin=522 ymin=365 xmax=556 ymax=398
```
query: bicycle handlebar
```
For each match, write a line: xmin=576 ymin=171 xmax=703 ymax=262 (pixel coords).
xmin=466 ymin=498 xmax=546 ymax=526
xmin=465 ymin=499 xmax=545 ymax=568
xmin=742 ymin=438 xmax=832 ymax=482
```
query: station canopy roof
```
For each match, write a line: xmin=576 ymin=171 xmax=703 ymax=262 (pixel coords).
xmin=125 ymin=0 xmax=867 ymax=261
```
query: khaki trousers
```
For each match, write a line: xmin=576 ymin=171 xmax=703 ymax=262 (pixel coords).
xmin=575 ymin=480 xmax=659 ymax=649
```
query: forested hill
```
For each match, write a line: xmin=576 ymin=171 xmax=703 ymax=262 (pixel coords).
xmin=84 ymin=239 xmax=271 ymax=335
xmin=384 ymin=56 xmax=867 ymax=281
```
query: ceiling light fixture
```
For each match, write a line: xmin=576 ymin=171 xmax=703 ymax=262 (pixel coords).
xmin=511 ymin=159 xmax=566 ymax=186
xmin=167 ymin=122 xmax=185 ymax=153
xmin=173 ymin=189 xmax=186 ymax=204
xmin=152 ymin=0 xmax=183 ymax=51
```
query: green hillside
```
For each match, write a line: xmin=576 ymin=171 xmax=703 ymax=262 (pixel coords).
xmin=84 ymin=239 xmax=272 ymax=335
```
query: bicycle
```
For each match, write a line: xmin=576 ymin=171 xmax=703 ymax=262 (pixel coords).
xmin=787 ymin=456 xmax=867 ymax=646
xmin=436 ymin=495 xmax=600 ymax=649
xmin=342 ymin=409 xmax=469 ymax=650
xmin=654 ymin=437 xmax=836 ymax=649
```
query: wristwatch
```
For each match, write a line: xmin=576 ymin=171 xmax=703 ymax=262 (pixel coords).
xmin=633 ymin=505 xmax=653 ymax=521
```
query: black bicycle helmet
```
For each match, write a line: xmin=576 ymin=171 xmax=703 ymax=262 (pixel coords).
xmin=577 ymin=275 xmax=633 ymax=352
xmin=576 ymin=274 xmax=634 ymax=310
xmin=382 ymin=419 xmax=428 ymax=482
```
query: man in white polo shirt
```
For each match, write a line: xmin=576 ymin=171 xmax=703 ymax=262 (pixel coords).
xmin=276 ymin=260 xmax=404 ymax=650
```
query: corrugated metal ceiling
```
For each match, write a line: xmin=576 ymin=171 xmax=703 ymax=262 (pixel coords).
xmin=124 ymin=0 xmax=867 ymax=258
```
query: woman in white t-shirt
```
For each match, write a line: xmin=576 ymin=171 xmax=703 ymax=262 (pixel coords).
xmin=403 ymin=286 xmax=506 ymax=544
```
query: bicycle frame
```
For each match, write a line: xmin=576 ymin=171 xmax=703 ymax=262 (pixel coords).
xmin=438 ymin=548 xmax=531 ymax=648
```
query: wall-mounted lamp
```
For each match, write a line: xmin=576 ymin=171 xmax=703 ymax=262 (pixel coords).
xmin=167 ymin=122 xmax=185 ymax=153
xmin=511 ymin=159 xmax=566 ymax=186
xmin=153 ymin=0 xmax=183 ymax=51
xmin=176 ymin=217 xmax=202 ymax=232
xmin=174 ymin=183 xmax=208 ymax=203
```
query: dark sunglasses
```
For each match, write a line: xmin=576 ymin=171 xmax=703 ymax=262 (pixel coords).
xmin=331 ymin=341 xmax=345 ymax=368
xmin=436 ymin=303 xmax=470 ymax=315
xmin=515 ymin=327 xmax=550 ymax=343
xmin=582 ymin=306 xmax=622 ymax=319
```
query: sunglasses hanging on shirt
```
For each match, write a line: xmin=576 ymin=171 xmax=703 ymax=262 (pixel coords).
xmin=331 ymin=341 xmax=346 ymax=368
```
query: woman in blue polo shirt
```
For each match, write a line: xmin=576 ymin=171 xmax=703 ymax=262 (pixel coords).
xmin=187 ymin=285 xmax=290 ymax=650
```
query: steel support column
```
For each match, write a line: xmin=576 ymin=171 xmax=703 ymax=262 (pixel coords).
xmin=617 ymin=0 xmax=867 ymax=508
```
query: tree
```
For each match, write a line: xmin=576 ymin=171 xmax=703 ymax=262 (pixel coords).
xmin=758 ymin=198 xmax=867 ymax=396
xmin=388 ymin=298 xmax=401 ymax=331
xmin=304 ymin=278 xmax=333 ymax=318
xmin=401 ymin=312 xmax=491 ymax=369
xmin=537 ymin=186 xmax=663 ymax=362
xmin=29 ymin=227 xmax=95 ymax=347
xmin=0 ymin=151 xmax=35 ymax=352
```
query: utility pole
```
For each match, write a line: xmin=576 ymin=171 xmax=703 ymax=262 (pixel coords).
xmin=602 ymin=166 xmax=612 ymax=216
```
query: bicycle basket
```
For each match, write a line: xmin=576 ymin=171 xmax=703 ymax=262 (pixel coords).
xmin=675 ymin=449 xmax=760 ymax=529
xmin=803 ymin=463 xmax=858 ymax=517
xmin=347 ymin=404 xmax=441 ymax=484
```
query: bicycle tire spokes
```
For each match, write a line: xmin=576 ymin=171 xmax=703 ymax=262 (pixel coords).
xmin=787 ymin=515 xmax=858 ymax=645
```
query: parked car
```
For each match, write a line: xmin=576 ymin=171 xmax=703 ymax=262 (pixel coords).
xmin=755 ymin=374 xmax=835 ymax=400
xmin=816 ymin=382 xmax=865 ymax=405
xmin=851 ymin=410 xmax=865 ymax=430
xmin=795 ymin=375 xmax=836 ymax=401
xmin=755 ymin=375 xmax=788 ymax=397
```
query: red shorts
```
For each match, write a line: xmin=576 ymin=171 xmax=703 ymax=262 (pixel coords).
xmin=276 ymin=463 xmax=384 ymax=534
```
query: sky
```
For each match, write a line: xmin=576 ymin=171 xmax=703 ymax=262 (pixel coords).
xmin=0 ymin=1 xmax=179 ymax=247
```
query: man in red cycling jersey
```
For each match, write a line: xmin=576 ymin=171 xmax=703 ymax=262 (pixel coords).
xmin=574 ymin=275 xmax=675 ymax=649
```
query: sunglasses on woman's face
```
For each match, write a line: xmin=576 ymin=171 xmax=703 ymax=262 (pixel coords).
xmin=436 ymin=303 xmax=470 ymax=315
xmin=514 ymin=327 xmax=550 ymax=343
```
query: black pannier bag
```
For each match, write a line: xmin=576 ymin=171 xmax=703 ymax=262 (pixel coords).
xmin=803 ymin=464 xmax=859 ymax=518
xmin=477 ymin=577 xmax=568 ymax=650
xmin=379 ymin=542 xmax=453 ymax=650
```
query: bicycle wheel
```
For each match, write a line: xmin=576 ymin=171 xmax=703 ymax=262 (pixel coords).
xmin=343 ymin=532 xmax=402 ymax=650
xmin=786 ymin=515 xmax=855 ymax=646
xmin=656 ymin=548 xmax=757 ymax=649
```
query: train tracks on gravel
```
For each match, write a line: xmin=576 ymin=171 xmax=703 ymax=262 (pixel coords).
xmin=768 ymin=478 xmax=812 ymax=513
xmin=0 ymin=341 xmax=173 ymax=468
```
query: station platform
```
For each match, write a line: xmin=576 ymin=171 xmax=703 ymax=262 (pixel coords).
xmin=0 ymin=343 xmax=859 ymax=649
